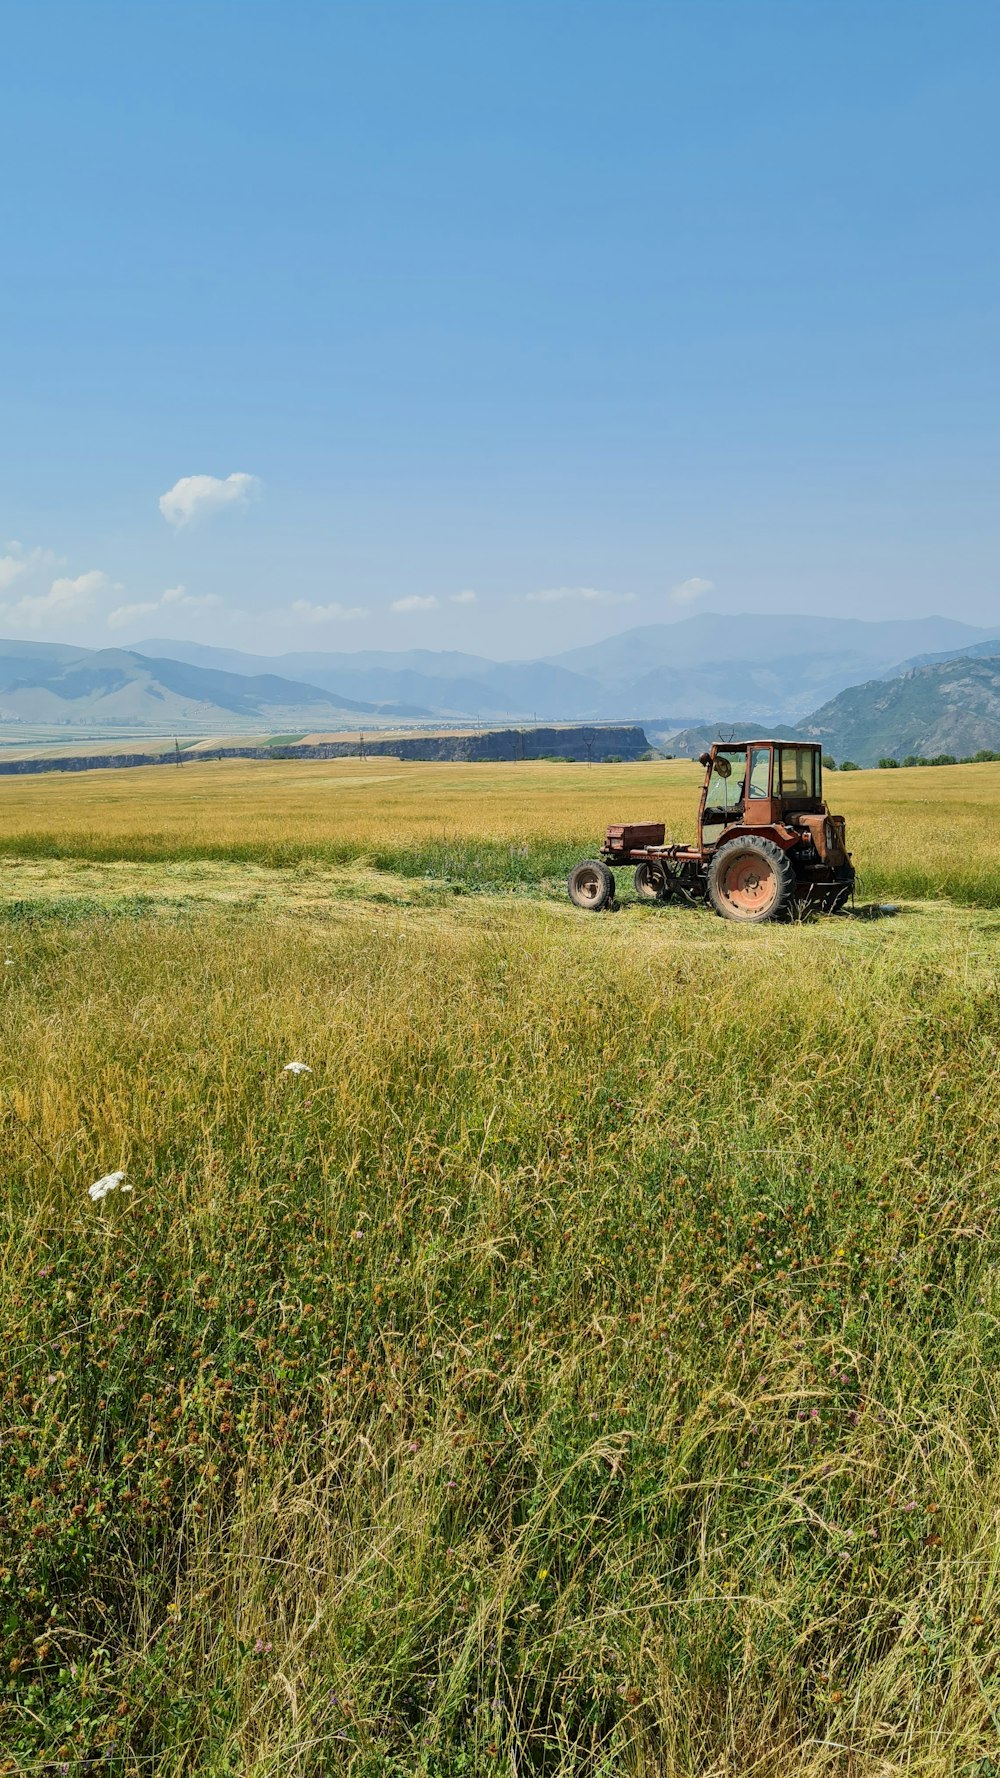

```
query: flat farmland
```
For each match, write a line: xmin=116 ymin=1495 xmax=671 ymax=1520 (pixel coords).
xmin=1 ymin=758 xmax=999 ymax=1776
xmin=0 ymin=754 xmax=998 ymax=907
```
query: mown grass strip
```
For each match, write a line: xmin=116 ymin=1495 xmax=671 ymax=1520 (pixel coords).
xmin=4 ymin=824 xmax=1000 ymax=911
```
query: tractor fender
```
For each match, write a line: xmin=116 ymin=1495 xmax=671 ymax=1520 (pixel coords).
xmin=714 ymin=823 xmax=802 ymax=851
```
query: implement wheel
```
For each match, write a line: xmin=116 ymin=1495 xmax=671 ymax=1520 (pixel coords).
xmin=567 ymin=859 xmax=616 ymax=911
xmin=707 ymin=836 xmax=795 ymax=924
xmin=634 ymin=861 xmax=669 ymax=902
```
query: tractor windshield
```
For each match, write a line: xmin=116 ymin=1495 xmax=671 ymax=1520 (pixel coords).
xmin=748 ymin=747 xmax=772 ymax=798
xmin=706 ymin=749 xmax=746 ymax=812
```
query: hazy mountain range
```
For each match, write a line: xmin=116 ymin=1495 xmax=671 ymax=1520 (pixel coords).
xmin=0 ymin=616 xmax=997 ymax=764
xmin=0 ymin=641 xmax=427 ymax=729
xmin=657 ymin=655 xmax=1000 ymax=766
xmin=135 ymin=612 xmax=999 ymax=724
xmin=801 ymin=656 xmax=1000 ymax=763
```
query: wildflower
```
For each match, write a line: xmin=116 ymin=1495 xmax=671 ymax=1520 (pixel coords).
xmin=538 ymin=1567 xmax=549 ymax=1580
xmin=88 ymin=1170 xmax=126 ymax=1202
xmin=282 ymin=1061 xmax=312 ymax=1075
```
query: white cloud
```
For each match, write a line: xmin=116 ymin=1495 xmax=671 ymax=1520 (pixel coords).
xmin=0 ymin=556 xmax=28 ymax=593
xmin=525 ymin=586 xmax=638 ymax=606
xmin=159 ymin=472 xmax=261 ymax=527
xmin=451 ymin=589 xmax=478 ymax=605
xmin=390 ymin=594 xmax=439 ymax=613
xmin=0 ymin=545 xmax=63 ymax=592
xmin=162 ymin=584 xmax=221 ymax=612
xmin=291 ymin=599 xmax=368 ymax=623
xmin=107 ymin=583 xmax=223 ymax=630
xmin=671 ymin=576 xmax=714 ymax=606
xmin=107 ymin=601 xmax=160 ymax=629
xmin=3 ymin=569 xmax=116 ymax=629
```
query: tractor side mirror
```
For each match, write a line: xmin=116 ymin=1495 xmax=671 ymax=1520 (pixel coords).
xmin=714 ymin=755 xmax=732 ymax=779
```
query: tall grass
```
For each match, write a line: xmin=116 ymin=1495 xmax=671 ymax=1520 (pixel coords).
xmin=0 ymin=756 xmax=998 ymax=906
xmin=1 ymin=898 xmax=999 ymax=1774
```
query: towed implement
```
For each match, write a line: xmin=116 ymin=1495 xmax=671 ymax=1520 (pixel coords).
xmin=568 ymin=739 xmax=855 ymax=923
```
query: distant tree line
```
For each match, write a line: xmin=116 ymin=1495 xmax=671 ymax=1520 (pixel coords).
xmin=822 ymin=750 xmax=1000 ymax=772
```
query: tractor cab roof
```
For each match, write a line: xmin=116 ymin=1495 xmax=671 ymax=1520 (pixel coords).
xmin=708 ymin=738 xmax=818 ymax=749
xmin=699 ymin=739 xmax=820 ymax=765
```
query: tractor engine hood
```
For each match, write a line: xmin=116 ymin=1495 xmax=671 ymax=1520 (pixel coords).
xmin=794 ymin=812 xmax=848 ymax=865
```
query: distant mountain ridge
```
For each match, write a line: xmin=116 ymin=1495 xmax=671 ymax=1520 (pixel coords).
xmin=1 ymin=615 xmax=997 ymax=739
xmin=135 ymin=638 xmax=611 ymax=722
xmin=801 ymin=656 xmax=1000 ymax=764
xmin=0 ymin=640 xmax=427 ymax=727
xmin=658 ymin=653 xmax=1000 ymax=766
xmin=880 ymin=636 xmax=1000 ymax=676
xmin=136 ymin=613 xmax=998 ymax=725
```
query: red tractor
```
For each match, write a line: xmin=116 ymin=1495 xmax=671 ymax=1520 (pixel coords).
xmin=567 ymin=739 xmax=855 ymax=923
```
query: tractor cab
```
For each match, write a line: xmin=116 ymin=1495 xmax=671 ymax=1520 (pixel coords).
xmin=697 ymin=741 xmax=824 ymax=851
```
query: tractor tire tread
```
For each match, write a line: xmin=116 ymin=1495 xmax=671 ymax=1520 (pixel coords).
xmin=707 ymin=835 xmax=796 ymax=924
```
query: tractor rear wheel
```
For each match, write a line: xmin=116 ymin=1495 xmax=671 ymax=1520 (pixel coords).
xmin=707 ymin=836 xmax=795 ymax=924
xmin=634 ymin=861 xmax=669 ymax=902
xmin=567 ymin=859 xmax=616 ymax=911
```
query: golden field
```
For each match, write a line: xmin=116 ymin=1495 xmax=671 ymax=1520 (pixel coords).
xmin=0 ymin=757 xmax=999 ymax=1775
xmin=0 ymin=754 xmax=998 ymax=906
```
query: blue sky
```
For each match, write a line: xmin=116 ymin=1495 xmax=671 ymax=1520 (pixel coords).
xmin=1 ymin=0 xmax=998 ymax=658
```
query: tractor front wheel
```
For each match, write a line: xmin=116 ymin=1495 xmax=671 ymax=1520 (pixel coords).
xmin=567 ymin=859 xmax=616 ymax=911
xmin=707 ymin=836 xmax=795 ymax=924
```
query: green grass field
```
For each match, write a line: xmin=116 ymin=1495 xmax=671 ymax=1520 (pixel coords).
xmin=0 ymin=754 xmax=999 ymax=907
xmin=1 ymin=760 xmax=999 ymax=1775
